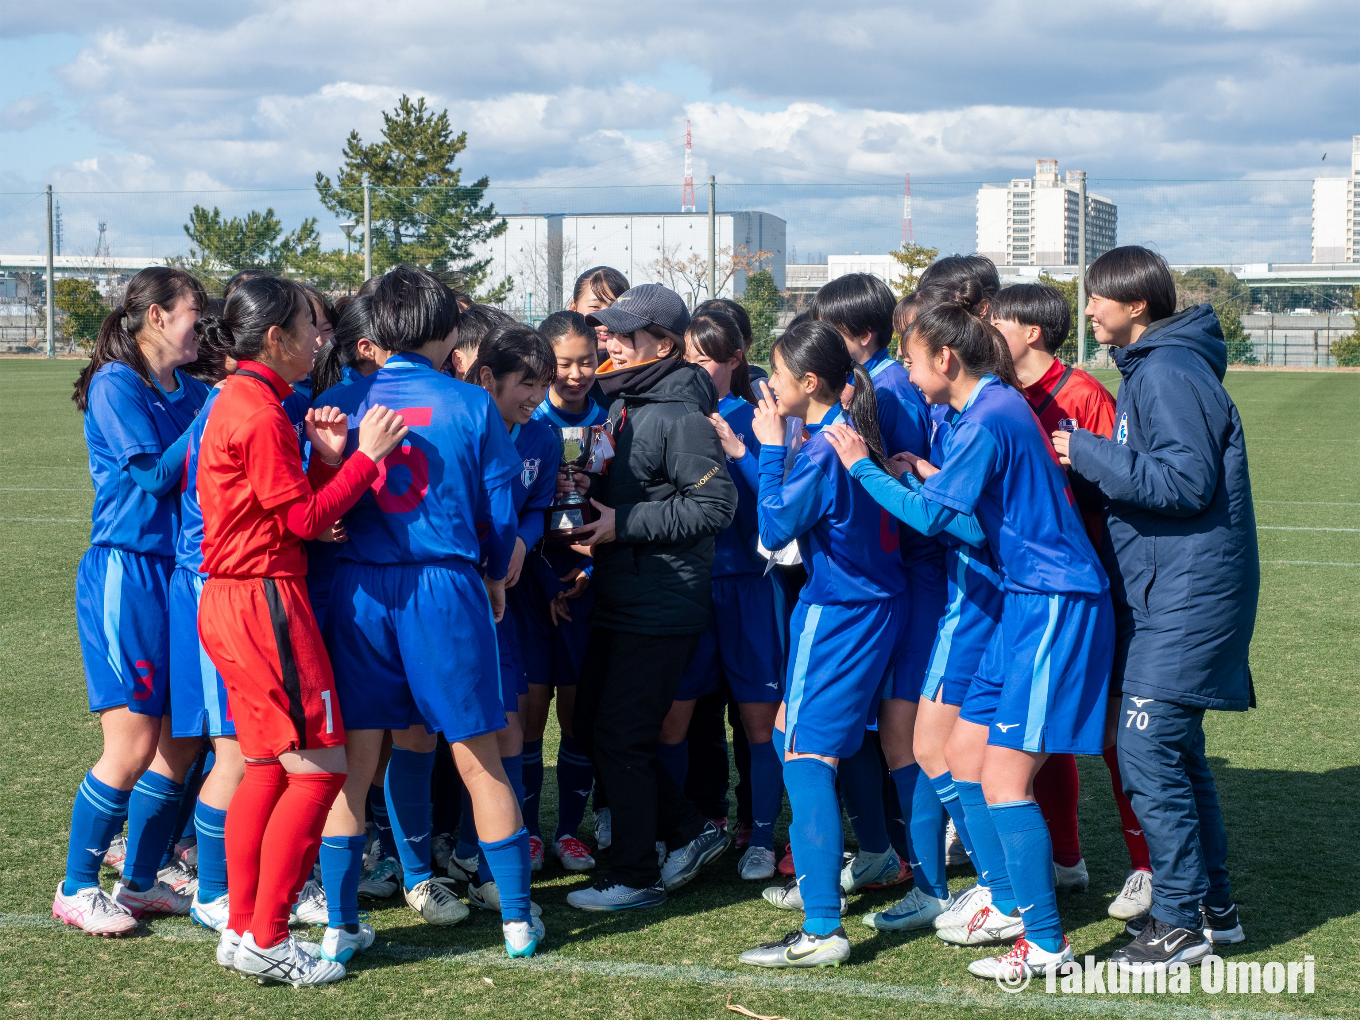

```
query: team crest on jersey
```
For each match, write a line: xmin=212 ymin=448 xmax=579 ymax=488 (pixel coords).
xmin=1115 ymin=412 xmax=1129 ymax=445
xmin=521 ymin=458 xmax=541 ymax=488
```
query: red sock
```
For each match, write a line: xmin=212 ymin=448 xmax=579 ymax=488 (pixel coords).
xmin=1103 ymin=745 xmax=1151 ymax=872
xmin=251 ymin=772 xmax=347 ymax=949
xmin=225 ymin=761 xmax=288 ymax=935
xmin=1033 ymin=753 xmax=1082 ymax=867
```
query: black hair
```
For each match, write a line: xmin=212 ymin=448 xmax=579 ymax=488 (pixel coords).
xmin=785 ymin=310 xmax=812 ymax=331
xmin=571 ymin=266 xmax=629 ymax=307
xmin=455 ymin=303 xmax=516 ymax=355
xmin=990 ymin=283 xmax=1071 ymax=356
xmin=810 ymin=273 xmax=895 ymax=353
xmin=907 ymin=281 xmax=1020 ymax=389
xmin=183 ymin=297 xmax=231 ymax=385
xmin=73 ymin=266 xmax=209 ymax=410
xmin=196 ymin=275 xmax=311 ymax=363
xmin=538 ymin=309 xmax=593 ymax=348
xmin=466 ymin=321 xmax=555 ymax=387
xmin=771 ymin=319 xmax=888 ymax=470
xmin=694 ymin=298 xmax=753 ymax=348
xmin=222 ymin=268 xmax=271 ymax=301
xmin=898 ymin=268 xmax=995 ymax=339
xmin=917 ymin=255 xmax=1000 ymax=306
xmin=369 ymin=264 xmax=461 ymax=353
xmin=1085 ymin=245 xmax=1176 ymax=322
xmin=686 ymin=311 xmax=756 ymax=403
xmin=299 ymin=283 xmax=339 ymax=333
xmin=312 ymin=294 xmax=373 ymax=395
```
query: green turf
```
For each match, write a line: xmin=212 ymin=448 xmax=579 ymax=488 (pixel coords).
xmin=2 ymin=360 xmax=1357 ymax=1020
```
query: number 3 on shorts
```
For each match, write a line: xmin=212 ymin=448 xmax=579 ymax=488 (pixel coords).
xmin=321 ymin=689 xmax=334 ymax=734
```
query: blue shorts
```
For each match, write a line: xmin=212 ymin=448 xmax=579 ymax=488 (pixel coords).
xmin=496 ymin=610 xmax=528 ymax=714
xmin=675 ymin=626 xmax=722 ymax=701
xmin=921 ymin=546 xmax=1004 ymax=706
xmin=304 ymin=540 xmax=342 ymax=634
xmin=168 ymin=567 xmax=235 ymax=738
xmin=327 ymin=560 xmax=504 ymax=742
xmin=960 ymin=590 xmax=1114 ymax=755
xmin=712 ymin=573 xmax=790 ymax=704
xmin=886 ymin=575 xmax=947 ymax=702
xmin=77 ymin=546 xmax=172 ymax=716
xmin=784 ymin=596 xmax=905 ymax=759
xmin=517 ymin=553 xmax=593 ymax=688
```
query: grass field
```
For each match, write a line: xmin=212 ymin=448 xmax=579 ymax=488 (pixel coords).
xmin=2 ymin=359 xmax=1358 ymax=1020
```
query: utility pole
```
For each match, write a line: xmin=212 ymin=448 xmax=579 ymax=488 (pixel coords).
xmin=45 ymin=185 xmax=55 ymax=358
xmin=1073 ymin=170 xmax=1088 ymax=362
xmin=707 ymin=175 xmax=716 ymax=300
xmin=362 ymin=173 xmax=372 ymax=282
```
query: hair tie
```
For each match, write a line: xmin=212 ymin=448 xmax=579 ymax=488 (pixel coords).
xmin=846 ymin=370 xmax=856 ymax=386
xmin=114 ymin=305 xmax=126 ymax=318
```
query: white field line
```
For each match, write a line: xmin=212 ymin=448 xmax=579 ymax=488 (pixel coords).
xmin=0 ymin=517 xmax=84 ymax=523
xmin=0 ymin=487 xmax=91 ymax=492
xmin=0 ymin=913 xmax=1342 ymax=1020
xmin=1262 ymin=560 xmax=1360 ymax=567
xmin=1256 ymin=500 xmax=1360 ymax=508
xmin=1257 ymin=526 xmax=1360 ymax=533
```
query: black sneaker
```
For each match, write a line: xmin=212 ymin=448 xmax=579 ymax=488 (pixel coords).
xmin=1124 ymin=914 xmax=1150 ymax=938
xmin=1201 ymin=902 xmax=1244 ymax=944
xmin=660 ymin=821 xmax=731 ymax=892
xmin=1112 ymin=914 xmax=1211 ymax=971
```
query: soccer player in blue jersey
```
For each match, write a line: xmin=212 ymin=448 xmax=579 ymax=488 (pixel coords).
xmin=316 ymin=266 xmax=544 ymax=959
xmin=811 ymin=273 xmax=943 ymax=894
xmin=521 ymin=311 xmax=609 ymax=873
xmin=54 ymin=268 xmax=212 ymax=937
xmin=736 ymin=320 xmax=907 ymax=970
xmin=824 ymin=286 xmax=1114 ymax=982
xmin=686 ymin=311 xmax=790 ymax=882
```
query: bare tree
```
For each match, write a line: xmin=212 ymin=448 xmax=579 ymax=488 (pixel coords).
xmin=648 ymin=244 xmax=778 ymax=308
xmin=510 ymin=232 xmax=576 ymax=316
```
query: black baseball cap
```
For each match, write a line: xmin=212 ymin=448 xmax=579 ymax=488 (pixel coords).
xmin=587 ymin=283 xmax=690 ymax=337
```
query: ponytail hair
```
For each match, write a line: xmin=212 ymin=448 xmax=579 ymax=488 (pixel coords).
xmin=908 ymin=280 xmax=1020 ymax=389
xmin=312 ymin=293 xmax=373 ymax=395
xmin=465 ymin=321 xmax=555 ymax=387
xmin=184 ymin=297 xmax=231 ymax=385
xmin=571 ymin=265 xmax=630 ymax=307
xmin=686 ymin=310 xmax=756 ymax=403
xmin=194 ymin=275 xmax=310 ymax=364
xmin=538 ymin=309 xmax=592 ymax=348
xmin=73 ymin=266 xmax=209 ymax=410
xmin=771 ymin=319 xmax=889 ymax=470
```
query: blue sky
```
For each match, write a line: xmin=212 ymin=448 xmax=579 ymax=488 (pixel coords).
xmin=1 ymin=1 xmax=1355 ymax=263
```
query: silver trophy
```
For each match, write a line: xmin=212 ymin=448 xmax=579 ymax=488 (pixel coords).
xmin=546 ymin=426 xmax=599 ymax=536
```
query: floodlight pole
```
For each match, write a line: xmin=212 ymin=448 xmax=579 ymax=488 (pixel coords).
xmin=707 ymin=176 xmax=716 ymax=300
xmin=362 ymin=174 xmax=372 ymax=282
xmin=1073 ymin=170 xmax=1088 ymax=362
xmin=45 ymin=185 xmax=55 ymax=358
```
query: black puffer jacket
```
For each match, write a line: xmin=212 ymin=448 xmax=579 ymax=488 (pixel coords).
xmin=591 ymin=357 xmax=737 ymax=635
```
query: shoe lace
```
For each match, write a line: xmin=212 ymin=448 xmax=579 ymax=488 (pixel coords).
xmin=558 ymin=837 xmax=591 ymax=859
xmin=997 ymin=938 xmax=1032 ymax=966
xmin=426 ymin=876 xmax=461 ymax=904
xmin=87 ymin=888 xmax=128 ymax=920
xmin=966 ymin=905 xmax=994 ymax=935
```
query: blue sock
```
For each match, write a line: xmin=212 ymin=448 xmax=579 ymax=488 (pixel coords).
xmin=456 ymin=785 xmax=479 ymax=861
xmin=64 ymin=772 xmax=131 ymax=894
xmin=884 ymin=770 xmax=911 ymax=864
xmin=164 ymin=749 xmax=211 ymax=867
xmin=480 ymin=827 xmax=531 ymax=922
xmin=749 ymin=740 xmax=783 ymax=851
xmin=555 ymin=733 xmax=594 ymax=843
xmin=193 ymin=801 xmax=229 ymax=900
xmin=783 ymin=757 xmax=843 ymax=937
xmin=930 ymin=770 xmax=979 ymax=876
xmin=889 ymin=762 xmax=921 ymax=879
xmin=368 ymin=783 xmax=399 ymax=862
xmin=838 ymin=736 xmax=890 ymax=855
xmin=124 ymin=771 xmax=186 ymax=890
xmin=991 ymin=800 xmax=1063 ymax=951
xmin=655 ymin=740 xmax=689 ymax=791
xmin=501 ymin=755 xmax=526 ymax=808
xmin=772 ymin=726 xmax=785 ymax=760
xmin=384 ymin=747 xmax=436 ymax=891
xmin=955 ymin=780 xmax=1016 ymax=913
xmin=521 ymin=739 xmax=544 ymax=839
xmin=319 ymin=834 xmax=366 ymax=928
xmin=907 ymin=768 xmax=949 ymax=898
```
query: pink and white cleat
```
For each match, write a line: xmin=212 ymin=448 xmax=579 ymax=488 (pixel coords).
xmin=102 ymin=834 xmax=127 ymax=874
xmin=111 ymin=878 xmax=192 ymax=917
xmin=528 ymin=835 xmax=545 ymax=873
xmin=553 ymin=835 xmax=596 ymax=872
xmin=53 ymin=883 xmax=138 ymax=936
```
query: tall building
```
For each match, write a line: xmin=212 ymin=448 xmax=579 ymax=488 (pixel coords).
xmin=1312 ymin=135 xmax=1360 ymax=263
xmin=977 ymin=160 xmax=1116 ymax=267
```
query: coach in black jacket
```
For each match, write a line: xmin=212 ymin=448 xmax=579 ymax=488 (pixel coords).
xmin=565 ymin=284 xmax=738 ymax=910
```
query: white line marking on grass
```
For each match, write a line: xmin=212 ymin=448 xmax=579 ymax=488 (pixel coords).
xmin=0 ymin=487 xmax=91 ymax=492
xmin=1258 ymin=526 xmax=1360 ymax=533
xmin=0 ymin=914 xmax=1343 ymax=1020
xmin=1262 ymin=560 xmax=1360 ymax=567
xmin=1257 ymin=500 xmax=1360 ymax=507
xmin=0 ymin=517 xmax=84 ymax=523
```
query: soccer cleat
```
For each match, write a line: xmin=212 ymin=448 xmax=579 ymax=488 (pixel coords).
xmin=863 ymin=886 xmax=952 ymax=932
xmin=840 ymin=848 xmax=901 ymax=893
xmin=593 ymin=807 xmax=612 ymax=850
xmin=1108 ymin=869 xmax=1153 ymax=920
xmin=661 ymin=821 xmax=732 ymax=892
xmin=111 ymin=878 xmax=191 ymax=917
xmin=935 ymin=902 xmax=1025 ymax=945
xmin=292 ymin=878 xmax=328 ymax=926
xmin=656 ymin=840 xmax=668 ymax=866
xmin=432 ymin=833 xmax=455 ymax=874
xmin=217 ymin=927 xmax=242 ymax=971
xmin=405 ymin=877 xmax=469 ymax=925
xmin=447 ymin=852 xmax=479 ymax=884
xmin=944 ymin=819 xmax=969 ymax=866
xmin=466 ymin=879 xmax=543 ymax=916
xmin=865 ymin=857 xmax=910 ymax=890
xmin=738 ymin=846 xmax=777 ymax=881
xmin=103 ymin=834 xmax=128 ymax=874
xmin=1054 ymin=857 xmax=1089 ymax=894
xmin=776 ymin=843 xmax=795 ymax=876
xmin=173 ymin=838 xmax=198 ymax=870
xmin=566 ymin=880 xmax=667 ymax=912
xmin=734 ymin=824 xmax=753 ymax=850
xmin=503 ymin=915 xmax=546 ymax=958
xmin=553 ymin=835 xmax=596 ymax=872
xmin=358 ymin=856 xmax=401 ymax=899
xmin=529 ymin=835 xmax=545 ymax=873
xmin=52 ymin=882 xmax=138 ymax=937
xmin=1112 ymin=914 xmax=1211 ymax=971
xmin=190 ymin=889 xmax=230 ymax=932
xmin=762 ymin=878 xmax=847 ymax=915
xmin=234 ymin=931 xmax=346 ymax=987
xmin=320 ymin=922 xmax=375 ymax=963
xmin=1201 ymin=902 xmax=1245 ymax=944
xmin=739 ymin=927 xmax=851 ymax=969
xmin=934 ymin=882 xmax=990 ymax=929
xmin=158 ymin=858 xmax=197 ymax=898
xmin=968 ymin=936 xmax=1074 ymax=980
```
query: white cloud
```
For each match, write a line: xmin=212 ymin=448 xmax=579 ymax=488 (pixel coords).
xmin=0 ymin=94 xmax=56 ymax=131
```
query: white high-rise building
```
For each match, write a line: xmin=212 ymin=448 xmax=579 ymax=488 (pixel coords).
xmin=977 ymin=160 xmax=1116 ymax=267
xmin=1311 ymin=135 xmax=1360 ymax=263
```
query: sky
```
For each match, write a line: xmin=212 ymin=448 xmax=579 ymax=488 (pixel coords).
xmin=0 ymin=0 xmax=1356 ymax=263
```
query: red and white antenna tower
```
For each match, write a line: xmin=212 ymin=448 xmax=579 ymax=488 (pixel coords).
xmin=901 ymin=173 xmax=913 ymax=246
xmin=681 ymin=119 xmax=696 ymax=212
